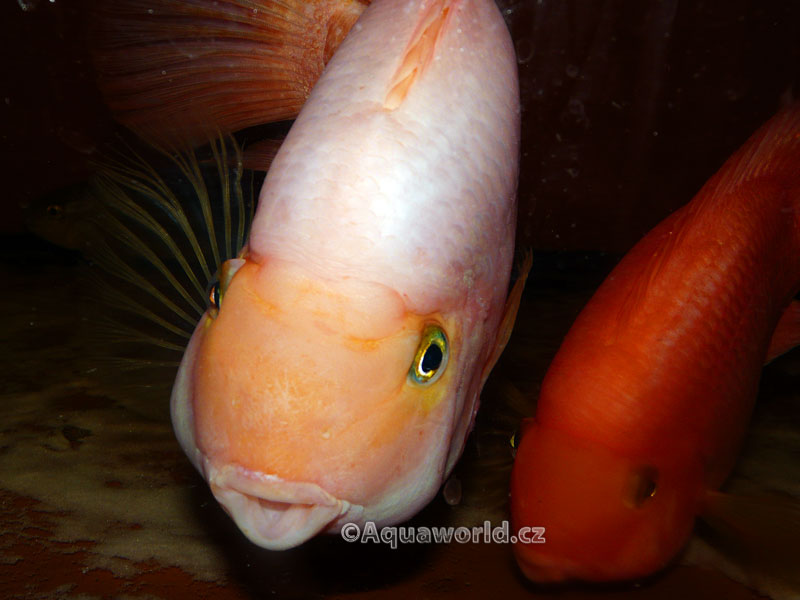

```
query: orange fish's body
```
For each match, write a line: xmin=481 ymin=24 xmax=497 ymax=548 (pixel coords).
xmin=511 ymin=104 xmax=800 ymax=582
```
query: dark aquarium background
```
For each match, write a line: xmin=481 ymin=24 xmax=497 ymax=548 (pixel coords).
xmin=1 ymin=1 xmax=799 ymax=598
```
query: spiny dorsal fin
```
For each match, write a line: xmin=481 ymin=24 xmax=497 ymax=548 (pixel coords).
xmin=612 ymin=103 xmax=800 ymax=335
xmin=384 ymin=0 xmax=455 ymax=111
xmin=710 ymin=102 xmax=800 ymax=198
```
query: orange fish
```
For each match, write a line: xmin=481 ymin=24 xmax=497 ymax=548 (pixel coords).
xmin=90 ymin=0 xmax=372 ymax=148
xmin=510 ymin=103 xmax=800 ymax=582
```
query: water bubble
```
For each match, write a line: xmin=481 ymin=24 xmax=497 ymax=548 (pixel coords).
xmin=17 ymin=0 xmax=40 ymax=11
xmin=443 ymin=476 xmax=462 ymax=506
xmin=515 ymin=38 xmax=534 ymax=64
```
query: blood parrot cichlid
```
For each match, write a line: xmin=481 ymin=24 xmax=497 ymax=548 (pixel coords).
xmin=511 ymin=103 xmax=800 ymax=582
xmin=170 ymin=0 xmax=522 ymax=550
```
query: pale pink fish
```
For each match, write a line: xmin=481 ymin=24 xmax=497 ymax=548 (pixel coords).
xmin=171 ymin=0 xmax=522 ymax=550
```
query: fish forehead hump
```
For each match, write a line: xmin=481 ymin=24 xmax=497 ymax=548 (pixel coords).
xmin=249 ymin=0 xmax=520 ymax=313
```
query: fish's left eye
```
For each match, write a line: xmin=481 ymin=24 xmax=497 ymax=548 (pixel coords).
xmin=206 ymin=258 xmax=246 ymax=319
xmin=208 ymin=280 xmax=221 ymax=310
xmin=409 ymin=324 xmax=449 ymax=384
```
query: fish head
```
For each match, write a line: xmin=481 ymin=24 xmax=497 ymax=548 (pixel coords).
xmin=510 ymin=419 xmax=703 ymax=582
xmin=171 ymin=253 xmax=489 ymax=550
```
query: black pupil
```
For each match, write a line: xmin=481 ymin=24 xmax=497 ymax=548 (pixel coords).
xmin=210 ymin=282 xmax=220 ymax=307
xmin=420 ymin=343 xmax=443 ymax=374
xmin=639 ymin=479 xmax=656 ymax=501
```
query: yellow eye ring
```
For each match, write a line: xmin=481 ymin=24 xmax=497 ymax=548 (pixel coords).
xmin=206 ymin=258 xmax=246 ymax=318
xmin=409 ymin=324 xmax=449 ymax=385
xmin=509 ymin=428 xmax=520 ymax=457
xmin=208 ymin=281 xmax=221 ymax=309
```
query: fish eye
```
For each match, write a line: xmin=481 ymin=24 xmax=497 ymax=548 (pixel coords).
xmin=509 ymin=427 xmax=520 ymax=458
xmin=409 ymin=324 xmax=449 ymax=384
xmin=207 ymin=280 xmax=221 ymax=319
xmin=208 ymin=280 xmax=221 ymax=310
xmin=624 ymin=466 xmax=659 ymax=508
xmin=206 ymin=258 xmax=246 ymax=318
xmin=46 ymin=203 xmax=64 ymax=220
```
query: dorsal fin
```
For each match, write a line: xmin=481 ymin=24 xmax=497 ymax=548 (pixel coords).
xmin=384 ymin=0 xmax=455 ymax=111
xmin=710 ymin=102 xmax=800 ymax=198
xmin=612 ymin=103 xmax=800 ymax=335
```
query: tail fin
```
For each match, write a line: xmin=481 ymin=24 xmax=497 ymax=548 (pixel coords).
xmin=89 ymin=0 xmax=369 ymax=146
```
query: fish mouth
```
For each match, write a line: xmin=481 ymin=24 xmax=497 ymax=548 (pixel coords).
xmin=203 ymin=459 xmax=364 ymax=550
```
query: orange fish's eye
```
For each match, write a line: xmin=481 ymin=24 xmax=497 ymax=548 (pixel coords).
xmin=624 ymin=466 xmax=659 ymax=508
xmin=509 ymin=427 xmax=520 ymax=457
xmin=409 ymin=324 xmax=449 ymax=384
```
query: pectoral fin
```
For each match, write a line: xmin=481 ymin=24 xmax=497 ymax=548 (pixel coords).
xmin=765 ymin=300 xmax=800 ymax=364
xmin=480 ymin=250 xmax=533 ymax=386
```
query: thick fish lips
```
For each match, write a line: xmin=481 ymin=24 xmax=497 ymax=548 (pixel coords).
xmin=201 ymin=458 xmax=363 ymax=550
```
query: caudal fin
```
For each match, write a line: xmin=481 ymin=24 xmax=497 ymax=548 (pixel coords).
xmin=89 ymin=0 xmax=369 ymax=146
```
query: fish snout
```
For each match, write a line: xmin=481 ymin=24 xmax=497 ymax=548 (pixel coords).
xmin=202 ymin=458 xmax=364 ymax=550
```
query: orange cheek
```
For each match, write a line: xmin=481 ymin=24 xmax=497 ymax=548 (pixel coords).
xmin=511 ymin=422 xmax=705 ymax=582
xmin=189 ymin=258 xmax=451 ymax=501
xmin=511 ymin=423 xmax=655 ymax=580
